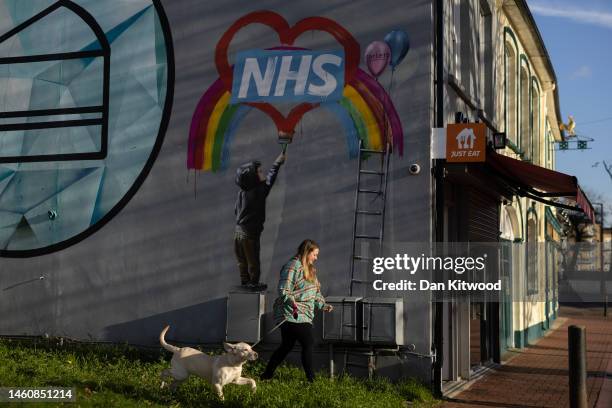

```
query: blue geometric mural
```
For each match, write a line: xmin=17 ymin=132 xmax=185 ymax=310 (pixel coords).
xmin=0 ymin=0 xmax=173 ymax=255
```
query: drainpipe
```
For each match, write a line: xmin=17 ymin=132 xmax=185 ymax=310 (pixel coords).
xmin=432 ymin=0 xmax=445 ymax=398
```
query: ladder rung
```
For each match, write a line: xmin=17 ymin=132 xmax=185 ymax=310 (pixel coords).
xmin=359 ymin=170 xmax=384 ymax=175
xmin=358 ymin=189 xmax=382 ymax=194
xmin=356 ymin=210 xmax=382 ymax=216
xmin=354 ymin=235 xmax=380 ymax=240
xmin=353 ymin=256 xmax=374 ymax=261
xmin=360 ymin=148 xmax=385 ymax=154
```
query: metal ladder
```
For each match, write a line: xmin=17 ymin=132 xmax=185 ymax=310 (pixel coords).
xmin=349 ymin=140 xmax=391 ymax=296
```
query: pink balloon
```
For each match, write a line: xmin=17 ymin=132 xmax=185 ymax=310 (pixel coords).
xmin=364 ymin=41 xmax=391 ymax=78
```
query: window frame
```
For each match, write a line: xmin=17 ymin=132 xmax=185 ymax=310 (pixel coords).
xmin=526 ymin=208 xmax=539 ymax=295
xmin=504 ymin=28 xmax=519 ymax=150
xmin=545 ymin=120 xmax=552 ymax=169
xmin=479 ymin=0 xmax=493 ymax=118
xmin=519 ymin=55 xmax=532 ymax=161
xmin=531 ymin=77 xmax=541 ymax=165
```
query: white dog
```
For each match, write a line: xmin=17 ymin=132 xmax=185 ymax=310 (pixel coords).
xmin=159 ymin=325 xmax=258 ymax=400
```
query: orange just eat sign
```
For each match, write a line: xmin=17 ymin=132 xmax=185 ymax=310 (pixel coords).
xmin=446 ymin=123 xmax=486 ymax=162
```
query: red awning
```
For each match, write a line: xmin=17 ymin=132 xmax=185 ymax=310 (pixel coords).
xmin=486 ymin=151 xmax=595 ymax=223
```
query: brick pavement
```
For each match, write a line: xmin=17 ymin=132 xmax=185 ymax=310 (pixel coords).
xmin=441 ymin=306 xmax=612 ymax=408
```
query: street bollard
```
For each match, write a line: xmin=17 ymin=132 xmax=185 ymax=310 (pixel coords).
xmin=568 ymin=325 xmax=587 ymax=408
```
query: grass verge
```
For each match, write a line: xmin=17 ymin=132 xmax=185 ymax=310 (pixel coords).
xmin=0 ymin=338 xmax=438 ymax=407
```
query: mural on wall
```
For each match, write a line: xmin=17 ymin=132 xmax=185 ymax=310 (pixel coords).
xmin=0 ymin=0 xmax=174 ymax=256
xmin=187 ymin=11 xmax=407 ymax=172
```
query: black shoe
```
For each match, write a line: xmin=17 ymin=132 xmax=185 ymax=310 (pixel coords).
xmin=235 ymin=283 xmax=252 ymax=292
xmin=260 ymin=371 xmax=273 ymax=380
xmin=249 ymin=283 xmax=267 ymax=291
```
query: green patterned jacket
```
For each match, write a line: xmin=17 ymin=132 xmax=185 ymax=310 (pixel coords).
xmin=273 ymin=257 xmax=326 ymax=324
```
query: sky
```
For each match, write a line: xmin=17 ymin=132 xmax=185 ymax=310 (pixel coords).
xmin=527 ymin=0 xmax=612 ymax=221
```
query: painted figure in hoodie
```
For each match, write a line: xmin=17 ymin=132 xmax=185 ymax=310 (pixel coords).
xmin=234 ymin=151 xmax=286 ymax=290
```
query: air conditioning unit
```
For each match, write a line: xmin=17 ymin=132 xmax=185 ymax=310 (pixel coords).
xmin=361 ymin=297 xmax=404 ymax=346
xmin=322 ymin=296 xmax=362 ymax=343
xmin=226 ymin=291 xmax=265 ymax=343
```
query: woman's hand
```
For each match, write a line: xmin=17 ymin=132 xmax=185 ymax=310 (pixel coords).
xmin=291 ymin=302 xmax=299 ymax=319
xmin=323 ymin=304 xmax=333 ymax=312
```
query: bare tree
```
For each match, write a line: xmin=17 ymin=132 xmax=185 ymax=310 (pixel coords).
xmin=582 ymin=188 xmax=612 ymax=228
xmin=604 ymin=161 xmax=612 ymax=183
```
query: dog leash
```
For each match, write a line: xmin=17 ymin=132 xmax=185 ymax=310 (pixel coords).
xmin=251 ymin=304 xmax=298 ymax=347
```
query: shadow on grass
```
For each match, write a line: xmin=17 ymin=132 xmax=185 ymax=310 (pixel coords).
xmin=1 ymin=336 xmax=168 ymax=363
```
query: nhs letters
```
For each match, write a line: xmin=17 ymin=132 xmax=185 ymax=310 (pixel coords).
xmin=230 ymin=49 xmax=345 ymax=104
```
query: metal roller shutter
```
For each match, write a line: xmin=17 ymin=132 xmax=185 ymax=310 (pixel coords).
xmin=468 ymin=187 xmax=500 ymax=242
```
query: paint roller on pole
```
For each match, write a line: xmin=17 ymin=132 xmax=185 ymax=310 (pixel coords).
xmin=278 ymin=130 xmax=294 ymax=154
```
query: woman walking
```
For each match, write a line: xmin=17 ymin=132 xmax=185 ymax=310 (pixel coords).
xmin=261 ymin=239 xmax=333 ymax=382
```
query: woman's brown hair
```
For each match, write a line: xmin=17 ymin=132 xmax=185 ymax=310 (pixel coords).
xmin=296 ymin=239 xmax=319 ymax=283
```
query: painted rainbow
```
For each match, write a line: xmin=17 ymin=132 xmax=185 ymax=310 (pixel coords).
xmin=187 ymin=68 xmax=404 ymax=171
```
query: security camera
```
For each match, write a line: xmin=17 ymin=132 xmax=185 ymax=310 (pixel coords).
xmin=409 ymin=164 xmax=421 ymax=175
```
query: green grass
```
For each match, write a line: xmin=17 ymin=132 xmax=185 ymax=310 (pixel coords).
xmin=0 ymin=338 xmax=438 ymax=408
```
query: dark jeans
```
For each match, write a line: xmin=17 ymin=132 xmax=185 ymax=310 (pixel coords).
xmin=234 ymin=232 xmax=261 ymax=285
xmin=262 ymin=322 xmax=314 ymax=382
